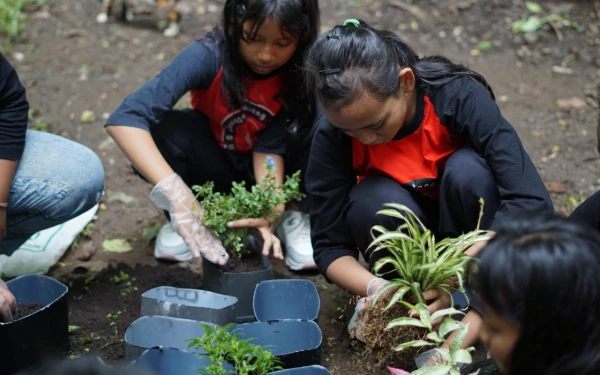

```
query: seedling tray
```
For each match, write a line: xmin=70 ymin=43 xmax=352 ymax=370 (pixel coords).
xmin=141 ymin=286 xmax=237 ymax=325
xmin=229 ymin=320 xmax=322 ymax=369
xmin=269 ymin=365 xmax=333 ymax=374
xmin=124 ymin=316 xmax=213 ymax=361
xmin=0 ymin=274 xmax=69 ymax=375
xmin=254 ymin=279 xmax=320 ymax=323
xmin=132 ymin=346 xmax=234 ymax=375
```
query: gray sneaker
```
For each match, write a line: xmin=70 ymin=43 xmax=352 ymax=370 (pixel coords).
xmin=154 ymin=223 xmax=193 ymax=262
xmin=275 ymin=211 xmax=317 ymax=271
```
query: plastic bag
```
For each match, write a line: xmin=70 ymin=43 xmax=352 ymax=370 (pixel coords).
xmin=0 ymin=204 xmax=99 ymax=278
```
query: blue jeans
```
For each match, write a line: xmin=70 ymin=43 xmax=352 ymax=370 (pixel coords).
xmin=0 ymin=131 xmax=105 ymax=255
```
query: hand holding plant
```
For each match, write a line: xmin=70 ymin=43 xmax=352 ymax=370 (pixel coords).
xmin=150 ymin=173 xmax=228 ymax=265
xmin=193 ymin=160 xmax=303 ymax=259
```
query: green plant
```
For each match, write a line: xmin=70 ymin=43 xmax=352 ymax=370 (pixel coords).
xmin=110 ymin=271 xmax=138 ymax=296
xmin=192 ymin=158 xmax=303 ymax=256
xmin=187 ymin=323 xmax=282 ymax=375
xmin=510 ymin=1 xmax=580 ymax=40
xmin=388 ymin=303 xmax=478 ymax=375
xmin=369 ymin=202 xmax=491 ymax=310
xmin=0 ymin=0 xmax=45 ymax=40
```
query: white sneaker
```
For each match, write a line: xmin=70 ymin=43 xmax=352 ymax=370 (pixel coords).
xmin=276 ymin=211 xmax=317 ymax=271
xmin=154 ymin=223 xmax=193 ymax=262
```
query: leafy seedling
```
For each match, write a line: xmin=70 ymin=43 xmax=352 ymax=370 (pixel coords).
xmin=69 ymin=325 xmax=81 ymax=333
xmin=83 ymin=274 xmax=97 ymax=293
xmin=192 ymin=157 xmax=303 ymax=257
xmin=110 ymin=271 xmax=138 ymax=296
xmin=187 ymin=323 xmax=283 ymax=375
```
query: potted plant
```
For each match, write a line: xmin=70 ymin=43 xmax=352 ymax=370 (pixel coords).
xmin=355 ymin=202 xmax=491 ymax=371
xmin=193 ymin=159 xmax=303 ymax=322
xmin=188 ymin=321 xmax=323 ymax=373
xmin=0 ymin=274 xmax=69 ymax=374
xmin=187 ymin=323 xmax=284 ymax=375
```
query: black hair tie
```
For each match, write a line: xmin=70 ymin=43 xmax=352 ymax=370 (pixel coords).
xmin=326 ymin=34 xmax=341 ymax=40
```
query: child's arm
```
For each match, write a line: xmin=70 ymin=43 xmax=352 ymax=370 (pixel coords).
xmin=433 ymin=78 xmax=554 ymax=228
xmin=227 ymin=152 xmax=286 ymax=260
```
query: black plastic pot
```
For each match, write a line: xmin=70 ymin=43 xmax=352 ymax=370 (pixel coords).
xmin=131 ymin=346 xmax=234 ymax=375
xmin=229 ymin=320 xmax=322 ymax=369
xmin=203 ymin=237 xmax=272 ymax=323
xmin=253 ymin=280 xmax=320 ymax=323
xmin=124 ymin=316 xmax=213 ymax=361
xmin=269 ymin=365 xmax=332 ymax=374
xmin=141 ymin=286 xmax=237 ymax=325
xmin=0 ymin=274 xmax=69 ymax=375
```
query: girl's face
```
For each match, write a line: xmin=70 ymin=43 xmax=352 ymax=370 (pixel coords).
xmin=240 ymin=17 xmax=298 ymax=75
xmin=480 ymin=303 xmax=520 ymax=372
xmin=322 ymin=68 xmax=417 ymax=145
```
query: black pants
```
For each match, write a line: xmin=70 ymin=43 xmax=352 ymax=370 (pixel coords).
xmin=146 ymin=109 xmax=311 ymax=211
xmin=568 ymin=189 xmax=600 ymax=232
xmin=344 ymin=147 xmax=501 ymax=276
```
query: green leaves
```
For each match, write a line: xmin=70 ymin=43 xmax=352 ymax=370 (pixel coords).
xmin=192 ymin=159 xmax=303 ymax=257
xmin=187 ymin=323 xmax=282 ymax=375
xmin=525 ymin=1 xmax=542 ymax=13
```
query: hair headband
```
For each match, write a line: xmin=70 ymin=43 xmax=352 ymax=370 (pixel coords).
xmin=343 ymin=19 xmax=360 ymax=27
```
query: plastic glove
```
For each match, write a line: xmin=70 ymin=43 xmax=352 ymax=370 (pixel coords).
xmin=150 ymin=173 xmax=228 ymax=265
xmin=348 ymin=278 xmax=395 ymax=340
xmin=0 ymin=278 xmax=16 ymax=323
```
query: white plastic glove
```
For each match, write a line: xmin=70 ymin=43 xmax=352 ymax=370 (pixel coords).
xmin=348 ymin=278 xmax=395 ymax=340
xmin=0 ymin=278 xmax=16 ymax=323
xmin=150 ymin=173 xmax=228 ymax=265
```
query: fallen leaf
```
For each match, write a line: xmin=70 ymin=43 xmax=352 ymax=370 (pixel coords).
xmin=556 ymin=97 xmax=587 ymax=111
xmin=103 ymin=239 xmax=132 ymax=253
xmin=478 ymin=40 xmax=492 ymax=51
xmin=526 ymin=1 xmax=542 ymax=13
xmin=68 ymin=325 xmax=80 ymax=333
xmin=552 ymin=65 xmax=573 ymax=75
xmin=558 ymin=119 xmax=567 ymax=127
xmin=551 ymin=145 xmax=560 ymax=153
xmin=545 ymin=182 xmax=566 ymax=193
xmin=108 ymin=192 xmax=137 ymax=204
xmin=80 ymin=110 xmax=96 ymax=124
xmin=142 ymin=223 xmax=163 ymax=244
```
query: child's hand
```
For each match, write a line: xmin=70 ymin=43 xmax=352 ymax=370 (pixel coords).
xmin=0 ymin=279 xmax=16 ymax=323
xmin=227 ymin=217 xmax=283 ymax=260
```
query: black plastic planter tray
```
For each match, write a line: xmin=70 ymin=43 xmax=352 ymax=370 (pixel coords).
xmin=0 ymin=274 xmax=69 ymax=375
xmin=141 ymin=286 xmax=237 ymax=325
xmin=203 ymin=237 xmax=272 ymax=323
xmin=124 ymin=316 xmax=213 ymax=361
xmin=229 ymin=320 xmax=322 ymax=369
xmin=132 ymin=346 xmax=234 ymax=375
xmin=269 ymin=365 xmax=332 ymax=374
xmin=254 ymin=280 xmax=320 ymax=323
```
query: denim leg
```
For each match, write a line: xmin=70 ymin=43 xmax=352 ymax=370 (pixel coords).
xmin=0 ymin=130 xmax=105 ymax=255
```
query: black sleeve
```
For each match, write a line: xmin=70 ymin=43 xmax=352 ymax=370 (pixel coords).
xmin=253 ymin=108 xmax=291 ymax=156
xmin=306 ymin=115 xmax=358 ymax=278
xmin=105 ymin=40 xmax=221 ymax=131
xmin=0 ymin=52 xmax=29 ymax=160
xmin=431 ymin=78 xmax=553 ymax=230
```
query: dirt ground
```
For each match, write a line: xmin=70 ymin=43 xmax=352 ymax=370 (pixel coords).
xmin=2 ymin=0 xmax=600 ymax=374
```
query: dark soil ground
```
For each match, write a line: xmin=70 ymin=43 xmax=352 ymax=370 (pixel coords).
xmin=15 ymin=302 xmax=44 ymax=320
xmin=3 ymin=0 xmax=600 ymax=374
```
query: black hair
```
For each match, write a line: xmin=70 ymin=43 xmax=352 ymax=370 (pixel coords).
xmin=474 ymin=214 xmax=600 ymax=375
xmin=304 ymin=20 xmax=494 ymax=111
xmin=221 ymin=0 xmax=319 ymax=126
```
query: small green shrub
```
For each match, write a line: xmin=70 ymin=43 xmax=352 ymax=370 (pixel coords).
xmin=187 ymin=323 xmax=283 ymax=375
xmin=192 ymin=159 xmax=303 ymax=257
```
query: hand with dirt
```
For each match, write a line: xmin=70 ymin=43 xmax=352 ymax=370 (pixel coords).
xmin=348 ymin=278 xmax=397 ymax=340
xmin=0 ymin=278 xmax=16 ymax=322
xmin=149 ymin=173 xmax=228 ymax=265
xmin=227 ymin=204 xmax=285 ymax=260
